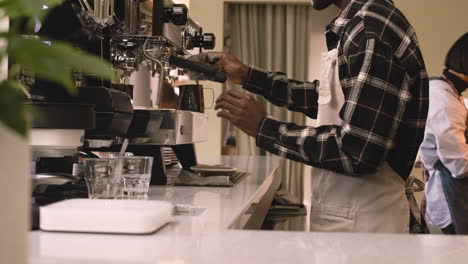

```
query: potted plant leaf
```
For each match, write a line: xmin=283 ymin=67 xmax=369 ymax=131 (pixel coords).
xmin=0 ymin=1 xmax=113 ymax=263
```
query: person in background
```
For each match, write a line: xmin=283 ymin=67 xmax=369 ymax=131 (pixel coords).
xmin=192 ymin=0 xmax=429 ymax=233
xmin=419 ymin=33 xmax=468 ymax=235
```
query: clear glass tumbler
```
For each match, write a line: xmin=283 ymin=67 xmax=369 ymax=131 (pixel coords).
xmin=84 ymin=158 xmax=122 ymax=199
xmin=121 ymin=156 xmax=154 ymax=199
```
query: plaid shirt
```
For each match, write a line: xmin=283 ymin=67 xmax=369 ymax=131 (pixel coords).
xmin=243 ymin=0 xmax=429 ymax=179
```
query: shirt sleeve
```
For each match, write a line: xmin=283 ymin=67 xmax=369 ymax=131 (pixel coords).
xmin=430 ymin=94 xmax=468 ymax=179
xmin=255 ymin=37 xmax=412 ymax=175
xmin=242 ymin=67 xmax=320 ymax=119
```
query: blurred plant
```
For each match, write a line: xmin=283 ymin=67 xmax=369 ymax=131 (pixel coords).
xmin=0 ymin=0 xmax=113 ymax=137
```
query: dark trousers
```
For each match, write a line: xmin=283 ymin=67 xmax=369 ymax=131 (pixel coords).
xmin=442 ymin=224 xmax=456 ymax=235
xmin=437 ymin=162 xmax=468 ymax=234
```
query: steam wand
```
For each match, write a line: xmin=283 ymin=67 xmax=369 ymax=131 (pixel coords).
xmin=142 ymin=39 xmax=166 ymax=108
xmin=143 ymin=39 xmax=227 ymax=84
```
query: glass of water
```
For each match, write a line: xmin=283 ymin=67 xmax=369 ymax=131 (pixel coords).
xmin=121 ymin=156 xmax=153 ymax=199
xmin=84 ymin=158 xmax=122 ymax=199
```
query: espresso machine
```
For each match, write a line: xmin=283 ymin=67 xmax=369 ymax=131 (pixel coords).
xmin=24 ymin=0 xmax=224 ymax=197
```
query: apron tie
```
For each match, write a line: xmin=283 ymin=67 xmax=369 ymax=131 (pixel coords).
xmin=405 ymin=176 xmax=425 ymax=227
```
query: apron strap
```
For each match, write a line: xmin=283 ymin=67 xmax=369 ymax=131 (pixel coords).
xmin=405 ymin=176 xmax=428 ymax=233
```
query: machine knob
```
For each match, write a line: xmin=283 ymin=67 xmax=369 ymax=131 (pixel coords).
xmin=164 ymin=4 xmax=188 ymax=26
xmin=201 ymin=33 xmax=215 ymax=50
xmin=187 ymin=33 xmax=216 ymax=50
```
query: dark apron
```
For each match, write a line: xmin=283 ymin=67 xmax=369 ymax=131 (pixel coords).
xmin=436 ymin=161 xmax=468 ymax=234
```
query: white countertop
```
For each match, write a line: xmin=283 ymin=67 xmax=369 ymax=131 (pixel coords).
xmin=29 ymin=156 xmax=468 ymax=264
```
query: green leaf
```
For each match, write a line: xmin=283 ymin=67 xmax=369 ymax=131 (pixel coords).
xmin=0 ymin=81 xmax=29 ymax=137
xmin=0 ymin=0 xmax=114 ymax=138
xmin=7 ymin=79 xmax=29 ymax=93
xmin=8 ymin=36 xmax=75 ymax=91
xmin=7 ymin=64 xmax=22 ymax=80
xmin=0 ymin=0 xmax=65 ymax=20
xmin=7 ymin=36 xmax=113 ymax=93
xmin=44 ymin=41 xmax=115 ymax=81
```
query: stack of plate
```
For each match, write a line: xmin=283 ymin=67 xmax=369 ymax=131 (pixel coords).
xmin=190 ymin=164 xmax=248 ymax=186
xmin=162 ymin=147 xmax=179 ymax=167
xmin=190 ymin=164 xmax=238 ymax=176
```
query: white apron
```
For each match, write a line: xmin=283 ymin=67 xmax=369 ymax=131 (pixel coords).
xmin=310 ymin=48 xmax=411 ymax=233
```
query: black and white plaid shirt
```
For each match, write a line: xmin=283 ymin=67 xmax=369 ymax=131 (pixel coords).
xmin=243 ymin=0 xmax=429 ymax=179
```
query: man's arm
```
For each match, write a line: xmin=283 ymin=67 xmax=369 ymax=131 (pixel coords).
xmin=242 ymin=67 xmax=320 ymax=119
xmin=255 ymin=37 xmax=414 ymax=174
xmin=202 ymin=52 xmax=320 ymax=119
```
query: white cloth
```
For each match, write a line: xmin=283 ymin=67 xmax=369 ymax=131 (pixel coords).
xmin=419 ymin=79 xmax=468 ymax=228
xmin=309 ymin=48 xmax=410 ymax=233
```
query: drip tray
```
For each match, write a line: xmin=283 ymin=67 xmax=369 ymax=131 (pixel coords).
xmin=131 ymin=109 xmax=208 ymax=145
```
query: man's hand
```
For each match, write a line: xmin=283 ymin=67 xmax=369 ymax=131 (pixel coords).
xmin=212 ymin=53 xmax=250 ymax=85
xmin=215 ymin=89 xmax=267 ymax=137
xmin=188 ymin=52 xmax=250 ymax=85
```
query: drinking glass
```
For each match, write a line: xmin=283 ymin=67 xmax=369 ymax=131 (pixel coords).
xmin=84 ymin=158 xmax=122 ymax=199
xmin=120 ymin=156 xmax=153 ymax=199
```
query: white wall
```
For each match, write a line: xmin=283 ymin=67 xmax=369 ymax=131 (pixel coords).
xmin=0 ymin=16 xmax=29 ymax=264
xmin=394 ymin=0 xmax=468 ymax=76
xmin=190 ymin=1 xmax=225 ymax=161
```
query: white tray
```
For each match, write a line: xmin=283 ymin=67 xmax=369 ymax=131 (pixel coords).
xmin=40 ymin=199 xmax=173 ymax=234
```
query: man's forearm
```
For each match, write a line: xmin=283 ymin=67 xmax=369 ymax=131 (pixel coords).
xmin=243 ymin=67 xmax=319 ymax=119
xmin=256 ymin=116 xmax=382 ymax=175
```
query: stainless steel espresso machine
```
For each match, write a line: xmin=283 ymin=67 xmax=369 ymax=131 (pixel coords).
xmin=25 ymin=0 xmax=224 ymax=202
